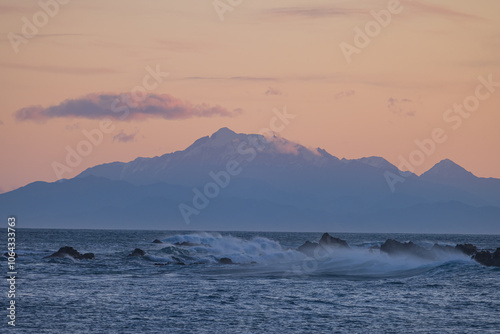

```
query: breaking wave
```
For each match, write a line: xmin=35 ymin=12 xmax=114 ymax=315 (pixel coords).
xmin=144 ymin=233 xmax=474 ymax=279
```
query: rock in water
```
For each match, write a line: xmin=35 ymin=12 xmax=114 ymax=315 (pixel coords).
xmin=380 ymin=239 xmax=434 ymax=259
xmin=152 ymin=239 xmax=163 ymax=244
xmin=174 ymin=241 xmax=200 ymax=247
xmin=297 ymin=233 xmax=349 ymax=257
xmin=219 ymin=257 xmax=234 ymax=264
xmin=319 ymin=233 xmax=349 ymax=248
xmin=44 ymin=246 xmax=95 ymax=260
xmin=493 ymin=248 xmax=500 ymax=267
xmin=455 ymin=244 xmax=477 ymax=256
xmin=297 ymin=241 xmax=320 ymax=257
xmin=473 ymin=248 xmax=500 ymax=267
xmin=128 ymin=248 xmax=146 ymax=257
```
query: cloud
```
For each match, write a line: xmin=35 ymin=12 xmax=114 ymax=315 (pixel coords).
xmin=155 ymin=40 xmax=214 ymax=52
xmin=265 ymin=87 xmax=283 ymax=96
xmin=185 ymin=76 xmax=277 ymax=81
xmin=113 ymin=130 xmax=138 ymax=143
xmin=261 ymin=6 xmax=365 ymax=19
xmin=0 ymin=62 xmax=118 ymax=75
xmin=335 ymin=90 xmax=355 ymax=100
xmin=0 ymin=4 xmax=28 ymax=13
xmin=261 ymin=2 xmax=481 ymax=21
xmin=266 ymin=136 xmax=300 ymax=155
xmin=65 ymin=123 xmax=81 ymax=131
xmin=387 ymin=97 xmax=416 ymax=117
xmin=405 ymin=2 xmax=483 ymax=20
xmin=14 ymin=93 xmax=242 ymax=122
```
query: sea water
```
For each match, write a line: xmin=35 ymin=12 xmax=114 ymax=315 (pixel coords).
xmin=5 ymin=229 xmax=500 ymax=333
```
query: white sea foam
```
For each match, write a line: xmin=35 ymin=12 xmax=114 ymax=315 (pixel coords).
xmin=152 ymin=233 xmax=473 ymax=278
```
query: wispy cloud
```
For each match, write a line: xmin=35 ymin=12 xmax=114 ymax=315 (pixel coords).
xmin=0 ymin=4 xmax=29 ymax=13
xmin=335 ymin=90 xmax=355 ymax=100
xmin=405 ymin=1 xmax=483 ymax=20
xmin=0 ymin=62 xmax=118 ymax=75
xmin=265 ymin=87 xmax=283 ymax=96
xmin=155 ymin=39 xmax=215 ymax=52
xmin=184 ymin=76 xmax=277 ymax=81
xmin=260 ymin=2 xmax=482 ymax=21
xmin=113 ymin=129 xmax=138 ymax=143
xmin=388 ymin=97 xmax=417 ymax=117
xmin=14 ymin=93 xmax=242 ymax=122
xmin=261 ymin=6 xmax=365 ymax=19
xmin=65 ymin=123 xmax=81 ymax=131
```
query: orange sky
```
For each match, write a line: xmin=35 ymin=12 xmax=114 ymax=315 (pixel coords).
xmin=1 ymin=0 xmax=500 ymax=193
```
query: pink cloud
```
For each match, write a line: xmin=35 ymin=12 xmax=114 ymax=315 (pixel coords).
xmin=14 ymin=93 xmax=242 ymax=123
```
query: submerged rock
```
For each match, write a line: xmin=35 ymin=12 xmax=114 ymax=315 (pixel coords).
xmin=174 ymin=241 xmax=200 ymax=247
xmin=128 ymin=248 xmax=146 ymax=257
xmin=152 ymin=239 xmax=163 ymax=244
xmin=219 ymin=257 xmax=234 ymax=264
xmin=44 ymin=246 xmax=95 ymax=260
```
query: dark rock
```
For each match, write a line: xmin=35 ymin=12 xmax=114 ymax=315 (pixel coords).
xmin=128 ymin=248 xmax=146 ymax=257
xmin=3 ymin=252 xmax=17 ymax=258
xmin=154 ymin=263 xmax=167 ymax=266
xmin=44 ymin=246 xmax=95 ymax=260
xmin=219 ymin=257 xmax=234 ymax=264
xmin=456 ymin=243 xmax=477 ymax=255
xmin=455 ymin=243 xmax=477 ymax=256
xmin=80 ymin=253 xmax=95 ymax=260
xmin=319 ymin=233 xmax=349 ymax=248
xmin=474 ymin=251 xmax=493 ymax=266
xmin=473 ymin=248 xmax=500 ymax=267
xmin=494 ymin=248 xmax=500 ymax=267
xmin=454 ymin=244 xmax=500 ymax=267
xmin=152 ymin=239 xmax=163 ymax=244
xmin=297 ymin=241 xmax=320 ymax=257
xmin=380 ymin=239 xmax=433 ymax=259
xmin=297 ymin=233 xmax=349 ymax=257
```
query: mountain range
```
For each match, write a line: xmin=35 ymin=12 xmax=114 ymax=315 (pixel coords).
xmin=2 ymin=127 xmax=499 ymax=233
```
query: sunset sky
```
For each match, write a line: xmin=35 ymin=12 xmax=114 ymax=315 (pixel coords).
xmin=1 ymin=0 xmax=500 ymax=193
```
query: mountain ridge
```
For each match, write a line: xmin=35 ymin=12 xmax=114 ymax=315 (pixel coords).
xmin=1 ymin=128 xmax=499 ymax=232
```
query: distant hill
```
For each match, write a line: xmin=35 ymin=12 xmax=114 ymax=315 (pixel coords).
xmin=1 ymin=128 xmax=499 ymax=233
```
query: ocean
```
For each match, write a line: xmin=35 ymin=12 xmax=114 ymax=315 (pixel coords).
xmin=5 ymin=229 xmax=500 ymax=333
